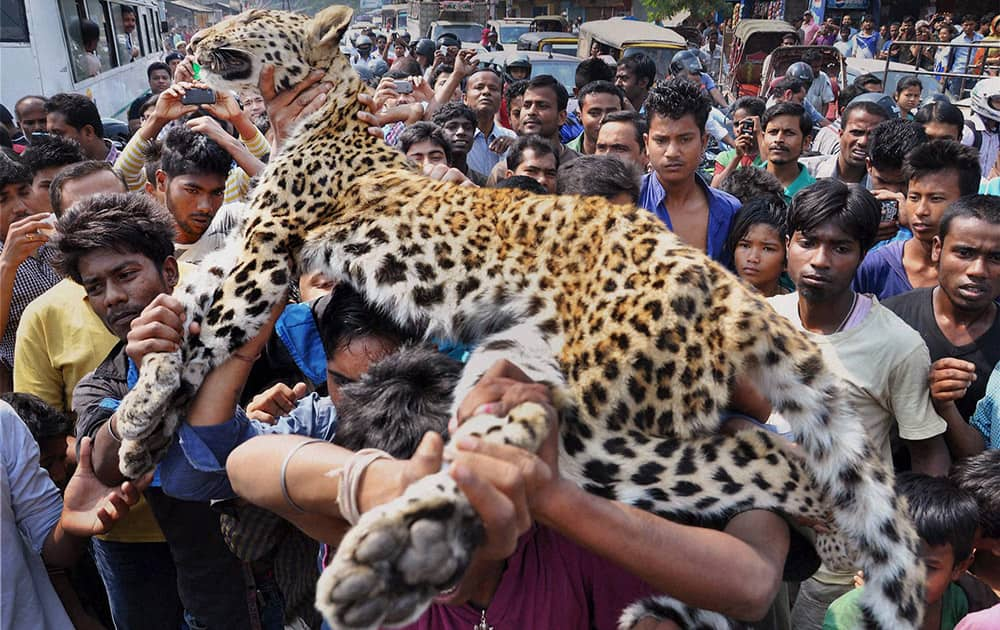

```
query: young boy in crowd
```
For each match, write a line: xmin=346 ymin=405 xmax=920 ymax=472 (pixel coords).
xmin=823 ymin=473 xmax=980 ymax=630
xmin=952 ymin=450 xmax=1000 ymax=595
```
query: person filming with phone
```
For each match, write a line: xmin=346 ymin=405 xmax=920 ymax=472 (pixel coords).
xmin=711 ymin=97 xmax=765 ymax=187
xmin=113 ymin=80 xmax=269 ymax=208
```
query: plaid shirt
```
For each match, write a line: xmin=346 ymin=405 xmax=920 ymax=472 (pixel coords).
xmin=0 ymin=242 xmax=60 ymax=369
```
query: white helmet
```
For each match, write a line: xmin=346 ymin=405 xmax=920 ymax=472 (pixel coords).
xmin=970 ymin=77 xmax=1000 ymax=123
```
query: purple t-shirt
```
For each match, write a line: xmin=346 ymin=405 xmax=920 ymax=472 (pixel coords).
xmin=853 ymin=240 xmax=913 ymax=300
xmin=396 ymin=524 xmax=653 ymax=630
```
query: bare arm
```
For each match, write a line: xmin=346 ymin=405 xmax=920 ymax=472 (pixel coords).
xmin=934 ymin=399 xmax=985 ymax=459
xmin=904 ymin=435 xmax=952 ymax=476
xmin=0 ymin=214 xmax=50 ymax=348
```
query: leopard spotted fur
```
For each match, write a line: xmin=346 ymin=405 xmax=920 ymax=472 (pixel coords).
xmin=112 ymin=6 xmax=924 ymax=629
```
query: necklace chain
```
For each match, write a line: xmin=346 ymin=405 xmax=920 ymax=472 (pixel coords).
xmin=474 ymin=609 xmax=494 ymax=630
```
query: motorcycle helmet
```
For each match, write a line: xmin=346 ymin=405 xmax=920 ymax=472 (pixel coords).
xmin=970 ymin=77 xmax=1000 ymax=123
xmin=785 ymin=62 xmax=814 ymax=84
xmin=847 ymin=92 xmax=900 ymax=119
xmin=414 ymin=38 xmax=435 ymax=59
xmin=669 ymin=50 xmax=703 ymax=77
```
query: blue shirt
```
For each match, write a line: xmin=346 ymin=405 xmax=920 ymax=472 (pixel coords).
xmin=638 ymin=172 xmax=741 ymax=268
xmin=971 ymin=362 xmax=1000 ymax=449
xmin=467 ymin=122 xmax=516 ymax=177
xmin=158 ymin=393 xmax=338 ymax=501
xmin=853 ymin=239 xmax=913 ymax=300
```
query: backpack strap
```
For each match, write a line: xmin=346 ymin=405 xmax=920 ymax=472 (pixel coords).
xmin=965 ymin=119 xmax=983 ymax=150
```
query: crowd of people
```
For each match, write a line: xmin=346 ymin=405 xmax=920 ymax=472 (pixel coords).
xmin=3 ymin=8 xmax=1000 ymax=630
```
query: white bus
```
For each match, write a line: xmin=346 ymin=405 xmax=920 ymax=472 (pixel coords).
xmin=1 ymin=0 xmax=166 ymax=122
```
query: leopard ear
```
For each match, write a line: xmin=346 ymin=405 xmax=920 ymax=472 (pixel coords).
xmin=309 ymin=5 xmax=353 ymax=47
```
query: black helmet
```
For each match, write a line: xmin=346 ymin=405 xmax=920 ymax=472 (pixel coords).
xmin=847 ymin=92 xmax=900 ymax=119
xmin=669 ymin=50 xmax=703 ymax=77
xmin=414 ymin=38 xmax=435 ymax=58
xmin=506 ymin=54 xmax=532 ymax=70
xmin=436 ymin=33 xmax=461 ymax=49
xmin=785 ymin=61 xmax=814 ymax=84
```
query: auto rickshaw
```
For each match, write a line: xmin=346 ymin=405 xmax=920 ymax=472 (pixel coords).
xmin=760 ymin=45 xmax=846 ymax=115
xmin=517 ymin=31 xmax=578 ymax=55
xmin=530 ymin=15 xmax=569 ymax=33
xmin=576 ymin=19 xmax=686 ymax=81
xmin=723 ymin=19 xmax=797 ymax=98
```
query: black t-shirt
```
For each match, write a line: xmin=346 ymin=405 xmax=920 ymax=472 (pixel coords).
xmin=884 ymin=287 xmax=1000 ymax=420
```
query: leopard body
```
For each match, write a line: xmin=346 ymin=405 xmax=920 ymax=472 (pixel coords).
xmin=112 ymin=6 xmax=924 ymax=629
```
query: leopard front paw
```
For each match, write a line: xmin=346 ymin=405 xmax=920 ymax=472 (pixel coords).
xmin=117 ymin=352 xmax=183 ymax=441
xmin=117 ymin=426 xmax=174 ymax=479
xmin=316 ymin=472 xmax=483 ymax=630
xmin=619 ymin=596 xmax=738 ymax=630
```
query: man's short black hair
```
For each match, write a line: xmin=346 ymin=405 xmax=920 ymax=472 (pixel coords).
xmin=867 ymin=119 xmax=927 ymax=172
xmin=398 ymin=121 xmax=452 ymax=166
xmin=961 ymin=14 xmax=978 ymax=25
xmin=718 ymin=166 xmax=785 ymax=204
xmin=903 ymin=140 xmax=981 ymax=197
xmin=951 ymin=449 xmax=1000 ymax=540
xmin=525 ymin=75 xmax=569 ymax=112
xmin=429 ymin=64 xmax=454 ymax=87
xmin=577 ymin=80 xmax=625 ymax=109
xmin=19 ymin=135 xmax=85 ymax=176
xmin=147 ymin=62 xmax=170 ymax=80
xmin=853 ymin=73 xmax=883 ymax=90
xmin=1 ymin=392 xmax=74 ymax=441
xmin=645 ymin=78 xmax=711 ymax=133
xmin=731 ymin=96 xmax=766 ymax=119
xmin=725 ymin=197 xmax=789 ymax=264
xmin=599 ymin=110 xmax=647 ymax=152
xmin=574 ymin=57 xmax=615 ymax=89
xmin=773 ymin=77 xmax=806 ymax=96
xmin=619 ymin=53 xmax=656 ymax=89
xmin=53 ymin=192 xmax=177 ymax=284
xmin=495 ymin=175 xmax=547 ymax=194
xmin=788 ymin=179 xmax=879 ymax=252
xmin=837 ymin=84 xmax=864 ymax=113
xmin=507 ymin=134 xmax=558 ymax=173
xmin=160 ymin=125 xmax=232 ymax=180
xmin=505 ymin=79 xmax=529 ymax=103
xmin=0 ymin=150 xmax=31 ymax=188
xmin=334 ymin=345 xmax=461 ymax=458
xmin=318 ymin=283 xmax=413 ymax=358
xmin=896 ymin=472 xmax=979 ymax=565
xmin=468 ymin=65 xmax=504 ymax=85
xmin=431 ymin=101 xmax=476 ymax=127
xmin=938 ymin=195 xmax=1000 ymax=243
xmin=555 ymin=154 xmax=641 ymax=202
xmin=45 ymin=93 xmax=103 ymax=137
xmin=49 ymin=160 xmax=126 ymax=215
xmin=762 ymin=102 xmax=812 ymax=138
xmin=841 ymin=99 xmax=890 ymax=126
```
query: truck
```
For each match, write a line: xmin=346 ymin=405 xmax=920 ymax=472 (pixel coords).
xmin=408 ymin=1 xmax=490 ymax=43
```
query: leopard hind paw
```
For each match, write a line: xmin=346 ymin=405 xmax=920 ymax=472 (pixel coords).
xmin=316 ymin=471 xmax=483 ymax=629
xmin=316 ymin=401 xmax=552 ymax=629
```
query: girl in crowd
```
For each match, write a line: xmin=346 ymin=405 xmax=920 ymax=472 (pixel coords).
xmin=725 ymin=197 xmax=791 ymax=298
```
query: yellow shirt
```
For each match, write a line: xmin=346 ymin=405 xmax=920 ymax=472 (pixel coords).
xmin=14 ymin=279 xmax=164 ymax=542
xmin=14 ymin=279 xmax=118 ymax=412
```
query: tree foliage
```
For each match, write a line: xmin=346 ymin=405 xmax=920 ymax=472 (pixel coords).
xmin=641 ymin=0 xmax=729 ymax=22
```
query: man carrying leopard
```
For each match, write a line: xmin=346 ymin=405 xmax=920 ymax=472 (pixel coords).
xmin=108 ymin=6 xmax=925 ymax=629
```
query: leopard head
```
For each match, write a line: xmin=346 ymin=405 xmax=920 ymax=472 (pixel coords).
xmin=188 ymin=5 xmax=354 ymax=95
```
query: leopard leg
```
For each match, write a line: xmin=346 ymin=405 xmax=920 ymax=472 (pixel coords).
xmin=315 ymin=402 xmax=551 ymax=630
xmin=618 ymin=596 xmax=743 ymax=630
xmin=114 ymin=229 xmax=288 ymax=478
xmin=728 ymin=305 xmax=924 ymax=630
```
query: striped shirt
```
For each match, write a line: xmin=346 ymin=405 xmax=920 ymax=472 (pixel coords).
xmin=114 ymin=126 xmax=269 ymax=205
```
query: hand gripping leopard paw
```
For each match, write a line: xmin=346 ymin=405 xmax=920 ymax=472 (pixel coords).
xmin=316 ymin=401 xmax=552 ymax=630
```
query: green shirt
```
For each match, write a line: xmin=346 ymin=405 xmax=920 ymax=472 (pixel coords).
xmin=760 ymin=162 xmax=816 ymax=204
xmin=714 ymin=148 xmax=764 ymax=171
xmin=565 ymin=132 xmax=585 ymax=154
xmin=823 ymin=582 xmax=968 ymax=630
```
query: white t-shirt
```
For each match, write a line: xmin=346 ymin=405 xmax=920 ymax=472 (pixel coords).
xmin=0 ymin=402 xmax=73 ymax=629
xmin=767 ymin=295 xmax=947 ymax=584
